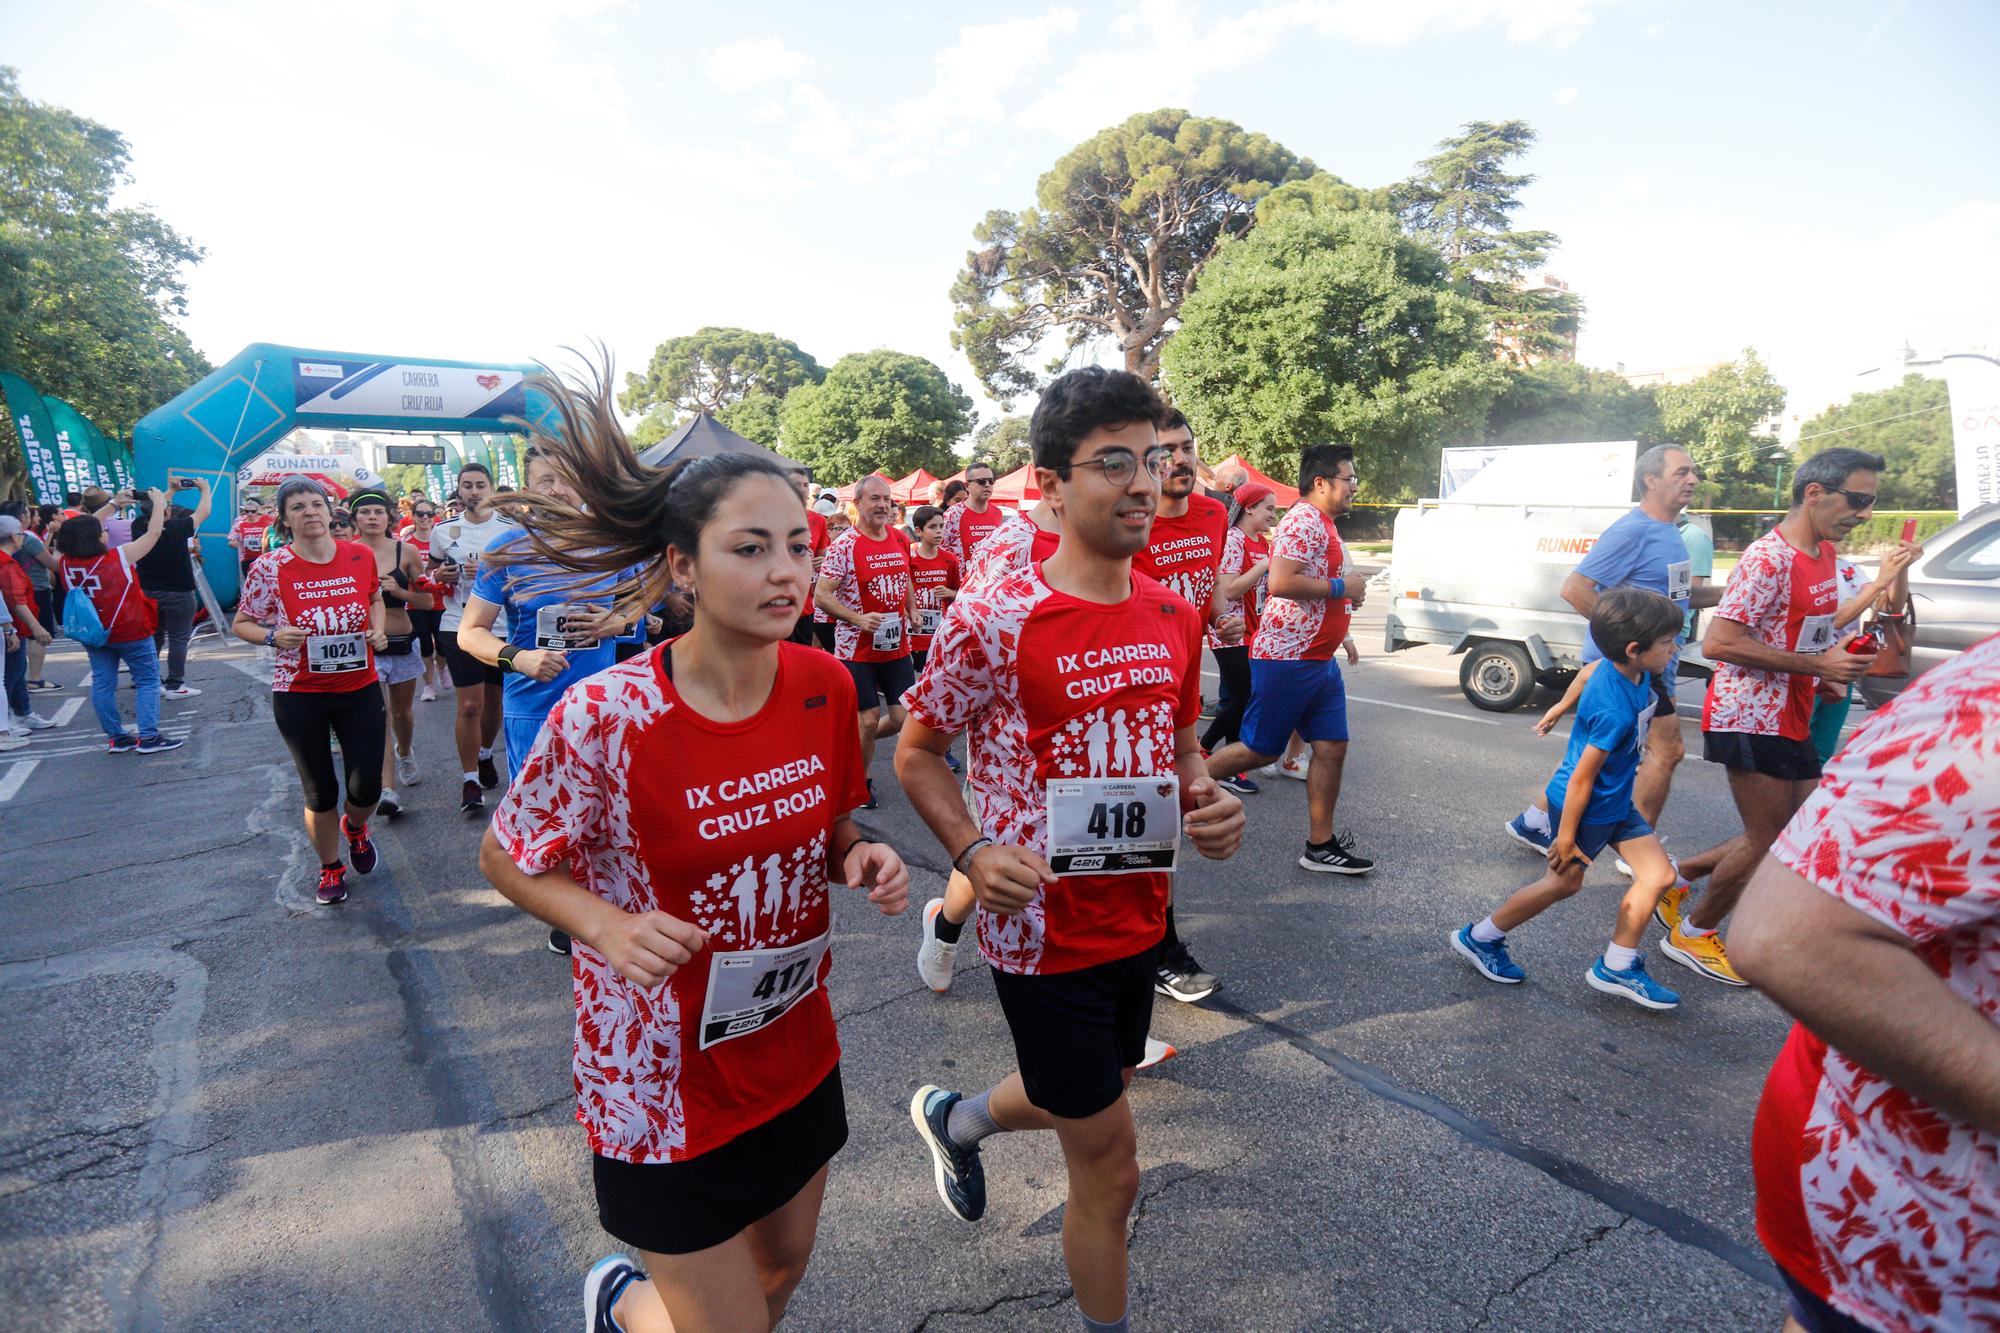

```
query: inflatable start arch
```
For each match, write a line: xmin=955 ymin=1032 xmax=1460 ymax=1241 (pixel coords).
xmin=133 ymin=343 xmax=554 ymax=601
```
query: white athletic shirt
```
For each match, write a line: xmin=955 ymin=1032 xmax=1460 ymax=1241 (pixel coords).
xmin=430 ymin=512 xmax=517 ymax=635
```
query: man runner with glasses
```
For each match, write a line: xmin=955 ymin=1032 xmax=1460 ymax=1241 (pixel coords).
xmin=1202 ymin=443 xmax=1375 ymax=876
xmin=1661 ymin=447 xmax=1882 ymax=985
xmin=939 ymin=462 xmax=1008 ymax=565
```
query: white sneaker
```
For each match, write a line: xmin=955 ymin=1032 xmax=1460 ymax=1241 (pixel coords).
xmin=420 ymin=684 xmax=437 ymax=702
xmin=13 ymin=712 xmax=55 ymax=730
xmin=396 ymin=749 xmax=421 ymax=787
xmin=916 ymin=897 xmax=958 ymax=993
xmin=162 ymin=685 xmax=201 ymax=699
xmin=1278 ymin=755 xmax=1309 ymax=781
xmin=1138 ymin=1036 xmax=1178 ymax=1070
xmin=0 ymin=732 xmax=27 ymax=751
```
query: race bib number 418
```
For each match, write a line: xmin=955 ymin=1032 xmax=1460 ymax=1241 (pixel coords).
xmin=1045 ymin=777 xmax=1181 ymax=875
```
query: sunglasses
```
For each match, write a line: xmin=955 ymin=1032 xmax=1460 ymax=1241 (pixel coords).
xmin=413 ymin=510 xmax=436 ymax=518
xmin=1828 ymin=487 xmax=1877 ymax=510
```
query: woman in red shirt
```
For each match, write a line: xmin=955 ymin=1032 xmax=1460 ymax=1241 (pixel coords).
xmin=231 ymin=478 xmax=389 ymax=906
xmin=479 ymin=367 xmax=910 ymax=1333
xmin=400 ymin=500 xmax=445 ymax=700
xmin=53 ymin=494 xmax=179 ymax=754
xmin=1203 ymin=482 xmax=1277 ymax=765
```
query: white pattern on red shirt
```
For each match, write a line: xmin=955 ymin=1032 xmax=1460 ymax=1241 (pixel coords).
xmin=1134 ymin=493 xmax=1229 ymax=644
xmin=902 ymin=566 xmax=1203 ymax=975
xmin=1251 ymin=504 xmax=1348 ymax=661
xmin=962 ymin=513 xmax=1058 ymax=592
xmin=490 ymin=643 xmax=868 ymax=1164
xmin=1752 ymin=632 xmax=2000 ymax=1333
xmin=820 ymin=527 xmax=912 ymax=661
xmin=1702 ymin=528 xmax=1840 ymax=740
xmin=939 ymin=501 xmax=1008 ymax=565
xmin=236 ymin=543 xmax=380 ymax=692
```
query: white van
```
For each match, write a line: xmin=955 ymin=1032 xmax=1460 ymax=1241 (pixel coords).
xmin=1383 ymin=499 xmax=1716 ymax=711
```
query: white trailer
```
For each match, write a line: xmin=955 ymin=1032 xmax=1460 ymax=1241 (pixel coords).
xmin=1382 ymin=499 xmax=1715 ymax=711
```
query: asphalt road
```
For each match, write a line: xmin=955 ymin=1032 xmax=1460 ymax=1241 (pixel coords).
xmin=1 ymin=600 xmax=1853 ymax=1331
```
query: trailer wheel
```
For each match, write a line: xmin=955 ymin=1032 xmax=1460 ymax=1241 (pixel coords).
xmin=1460 ymin=642 xmax=1536 ymax=712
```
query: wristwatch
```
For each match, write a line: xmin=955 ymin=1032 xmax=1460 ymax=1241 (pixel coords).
xmin=264 ymin=627 xmax=277 ymax=647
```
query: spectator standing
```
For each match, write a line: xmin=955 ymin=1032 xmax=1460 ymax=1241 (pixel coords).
xmin=54 ymin=502 xmax=180 ymax=753
xmin=133 ymin=478 xmax=213 ymax=699
xmin=0 ymin=516 xmax=54 ymax=736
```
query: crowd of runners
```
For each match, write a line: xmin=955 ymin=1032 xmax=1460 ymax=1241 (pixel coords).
xmin=85 ymin=359 xmax=1994 ymax=1333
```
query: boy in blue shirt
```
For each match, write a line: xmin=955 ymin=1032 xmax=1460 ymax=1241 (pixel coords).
xmin=1454 ymin=588 xmax=1689 ymax=1009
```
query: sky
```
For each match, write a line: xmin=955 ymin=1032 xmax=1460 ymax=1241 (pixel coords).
xmin=8 ymin=0 xmax=1998 ymax=449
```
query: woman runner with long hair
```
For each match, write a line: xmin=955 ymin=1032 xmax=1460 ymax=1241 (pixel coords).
xmin=477 ymin=363 xmax=910 ymax=1332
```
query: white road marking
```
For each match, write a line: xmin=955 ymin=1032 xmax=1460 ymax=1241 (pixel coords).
xmin=1375 ymin=659 xmax=1462 ymax=678
xmin=1346 ymin=694 xmax=1502 ymax=726
xmin=0 ymin=759 xmax=39 ymax=803
xmin=52 ymin=698 xmax=83 ymax=727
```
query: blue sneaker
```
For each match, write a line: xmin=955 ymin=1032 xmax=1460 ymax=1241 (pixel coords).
xmin=1450 ymin=925 xmax=1525 ymax=984
xmin=1216 ymin=773 xmax=1259 ymax=796
xmin=1504 ymin=813 xmax=1553 ymax=853
xmin=583 ymin=1253 xmax=643 ymax=1333
xmin=944 ymin=749 xmax=962 ymax=774
xmin=909 ymin=1085 xmax=986 ymax=1222
xmin=1586 ymin=955 xmax=1680 ymax=1010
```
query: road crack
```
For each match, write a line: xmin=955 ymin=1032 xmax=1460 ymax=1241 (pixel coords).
xmin=1470 ymin=1214 xmax=1634 ymax=1329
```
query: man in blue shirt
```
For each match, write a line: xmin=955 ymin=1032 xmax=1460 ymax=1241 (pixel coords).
xmin=1505 ymin=446 xmax=1723 ymax=853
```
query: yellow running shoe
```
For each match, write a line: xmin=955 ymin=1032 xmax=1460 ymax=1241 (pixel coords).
xmin=1653 ymin=884 xmax=1689 ymax=933
xmin=1661 ymin=924 xmax=1748 ymax=987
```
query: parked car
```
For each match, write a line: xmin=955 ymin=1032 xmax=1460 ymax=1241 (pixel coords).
xmin=1857 ymin=502 xmax=2000 ymax=709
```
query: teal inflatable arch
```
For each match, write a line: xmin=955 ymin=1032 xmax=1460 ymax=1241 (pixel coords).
xmin=132 ymin=343 xmax=555 ymax=602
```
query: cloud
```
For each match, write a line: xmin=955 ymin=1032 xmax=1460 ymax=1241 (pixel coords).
xmin=1557 ymin=200 xmax=2000 ymax=425
xmin=708 ymin=37 xmax=814 ymax=92
xmin=1556 ymin=86 xmax=1579 ymax=106
xmin=1621 ymin=173 xmax=1650 ymax=201
xmin=1017 ymin=0 xmax=1609 ymax=137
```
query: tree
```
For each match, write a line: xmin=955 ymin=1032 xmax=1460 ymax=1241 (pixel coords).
xmin=778 ymin=350 xmax=974 ymax=481
xmin=1395 ymin=120 xmax=1580 ymax=367
xmin=1254 ymin=172 xmax=1392 ymax=224
xmin=0 ymin=67 xmax=210 ymax=493
xmin=1794 ymin=374 xmax=1954 ymax=510
xmin=619 ymin=326 xmax=823 ymax=419
xmin=949 ymin=108 xmax=1317 ymax=405
xmin=717 ymin=394 xmax=783 ymax=448
xmin=628 ymin=406 xmax=678 ymax=451
xmin=1483 ymin=361 xmax=1663 ymax=447
xmin=969 ymin=415 xmax=1032 ymax=473
xmin=1160 ymin=210 xmax=1507 ymax=500
xmin=1654 ymin=349 xmax=1788 ymax=504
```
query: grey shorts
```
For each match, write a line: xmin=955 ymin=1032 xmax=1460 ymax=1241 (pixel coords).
xmin=376 ymin=649 xmax=426 ymax=686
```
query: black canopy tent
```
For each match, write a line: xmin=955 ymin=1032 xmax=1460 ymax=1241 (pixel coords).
xmin=637 ymin=412 xmax=802 ymax=471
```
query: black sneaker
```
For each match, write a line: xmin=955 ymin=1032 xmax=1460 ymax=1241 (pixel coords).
xmin=107 ymin=733 xmax=139 ymax=754
xmin=548 ymin=929 xmax=572 ymax=956
xmin=343 ymin=818 xmax=378 ymax=875
xmin=909 ymin=1085 xmax=986 ymax=1222
xmin=583 ymin=1254 xmax=643 ymax=1333
xmin=1155 ymin=956 xmax=1220 ymax=1003
xmin=1300 ymin=833 xmax=1374 ymax=875
xmin=860 ymin=778 xmax=879 ymax=810
xmin=1216 ymin=773 xmax=1259 ymax=796
xmin=135 ymin=733 xmax=183 ymax=754
xmin=477 ymin=753 xmax=500 ymax=789
xmin=460 ymin=779 xmax=484 ymax=815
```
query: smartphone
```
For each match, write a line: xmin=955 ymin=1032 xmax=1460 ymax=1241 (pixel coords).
xmin=1900 ymin=518 xmax=1918 ymax=543
xmin=173 ymin=477 xmax=199 ymax=490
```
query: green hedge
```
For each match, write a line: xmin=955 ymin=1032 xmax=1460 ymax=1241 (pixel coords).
xmin=1836 ymin=511 xmax=1959 ymax=552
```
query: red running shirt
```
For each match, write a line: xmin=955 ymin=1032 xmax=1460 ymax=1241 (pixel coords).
xmin=964 ymin=513 xmax=1059 ymax=591
xmin=902 ymin=566 xmax=1203 ymax=976
xmin=907 ymin=548 xmax=960 ymax=652
xmin=237 ymin=543 xmax=380 ymax=692
xmin=491 ymin=643 xmax=868 ymax=1164
xmin=1251 ymin=505 xmax=1349 ymax=661
xmin=939 ymin=502 xmax=1008 ymax=565
xmin=1752 ymin=632 xmax=2000 ymax=1333
xmin=1134 ymin=494 xmax=1229 ymax=635
xmin=59 ymin=549 xmax=156 ymax=644
xmin=1702 ymin=528 xmax=1840 ymax=741
xmin=231 ymin=515 xmax=274 ymax=558
xmin=819 ymin=527 xmax=912 ymax=662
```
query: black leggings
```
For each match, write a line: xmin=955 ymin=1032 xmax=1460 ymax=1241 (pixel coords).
xmin=1201 ymin=645 xmax=1252 ymax=751
xmin=407 ymin=607 xmax=442 ymax=659
xmin=273 ymin=687 xmax=387 ymax=813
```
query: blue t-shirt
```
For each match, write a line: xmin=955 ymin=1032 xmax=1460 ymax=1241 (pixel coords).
xmin=1544 ymin=661 xmax=1657 ymax=826
xmin=1677 ymin=520 xmax=1714 ymax=640
xmin=1574 ymin=507 xmax=1695 ymax=665
xmin=471 ymin=531 xmax=632 ymax=721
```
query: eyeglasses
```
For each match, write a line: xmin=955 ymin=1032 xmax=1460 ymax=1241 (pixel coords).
xmin=1331 ymin=472 xmax=1359 ymax=488
xmin=1060 ymin=447 xmax=1173 ymax=487
xmin=966 ymin=475 xmax=995 ymax=486
xmin=1828 ymin=487 xmax=1877 ymax=510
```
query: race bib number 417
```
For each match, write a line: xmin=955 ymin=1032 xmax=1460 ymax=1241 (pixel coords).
xmin=697 ymin=932 xmax=829 ymax=1049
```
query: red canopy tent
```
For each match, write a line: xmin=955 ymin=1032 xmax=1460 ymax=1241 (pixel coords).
xmin=833 ymin=469 xmax=892 ymax=504
xmin=891 ymin=467 xmax=940 ymax=505
xmin=988 ymin=463 xmax=1040 ymax=507
xmin=1215 ymin=453 xmax=1298 ymax=506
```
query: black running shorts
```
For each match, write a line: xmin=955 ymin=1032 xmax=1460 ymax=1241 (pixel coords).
xmin=436 ymin=628 xmax=503 ymax=689
xmin=990 ymin=944 xmax=1159 ymax=1120
xmin=842 ymin=655 xmax=915 ymax=713
xmin=591 ymin=1066 xmax=847 ymax=1255
xmin=1702 ymin=730 xmax=1822 ymax=782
